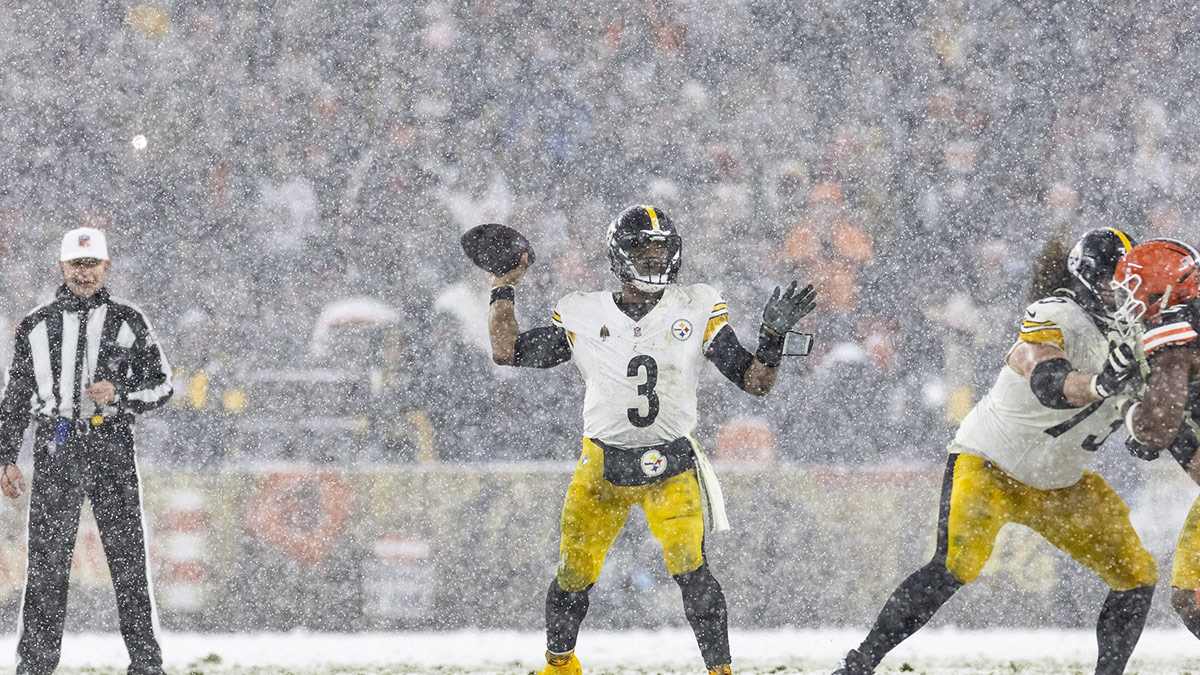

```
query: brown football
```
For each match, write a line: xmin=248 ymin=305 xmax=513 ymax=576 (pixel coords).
xmin=461 ymin=223 xmax=536 ymax=276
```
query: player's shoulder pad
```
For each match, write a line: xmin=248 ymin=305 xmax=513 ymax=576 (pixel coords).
xmin=551 ymin=290 xmax=594 ymax=328
xmin=676 ymin=283 xmax=727 ymax=315
xmin=1144 ymin=302 xmax=1200 ymax=355
xmin=1023 ymin=295 xmax=1085 ymax=321
xmin=1019 ymin=296 xmax=1083 ymax=347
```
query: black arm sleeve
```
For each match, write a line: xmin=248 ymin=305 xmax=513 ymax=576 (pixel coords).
xmin=1167 ymin=422 xmax=1199 ymax=472
xmin=705 ymin=324 xmax=754 ymax=391
xmin=513 ymin=326 xmax=572 ymax=369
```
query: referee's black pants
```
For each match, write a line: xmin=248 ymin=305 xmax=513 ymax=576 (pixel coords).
xmin=17 ymin=422 xmax=162 ymax=675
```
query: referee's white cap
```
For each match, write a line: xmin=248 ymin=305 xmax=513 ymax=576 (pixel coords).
xmin=60 ymin=227 xmax=109 ymax=262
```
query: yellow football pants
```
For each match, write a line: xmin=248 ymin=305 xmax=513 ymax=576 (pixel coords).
xmin=555 ymin=438 xmax=706 ymax=592
xmin=1173 ymin=493 xmax=1200 ymax=591
xmin=940 ymin=450 xmax=1157 ymax=591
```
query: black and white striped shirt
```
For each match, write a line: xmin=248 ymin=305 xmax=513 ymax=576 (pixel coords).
xmin=0 ymin=285 xmax=173 ymax=463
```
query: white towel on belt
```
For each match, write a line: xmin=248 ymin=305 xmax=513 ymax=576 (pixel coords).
xmin=690 ymin=438 xmax=729 ymax=533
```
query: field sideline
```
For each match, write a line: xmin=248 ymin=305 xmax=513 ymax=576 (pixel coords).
xmin=6 ymin=627 xmax=1198 ymax=674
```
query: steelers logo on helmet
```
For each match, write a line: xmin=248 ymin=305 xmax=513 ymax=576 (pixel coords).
xmin=1065 ymin=227 xmax=1136 ymax=317
xmin=640 ymin=449 xmax=667 ymax=477
xmin=607 ymin=205 xmax=682 ymax=293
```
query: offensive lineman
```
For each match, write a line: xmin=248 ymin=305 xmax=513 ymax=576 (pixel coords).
xmin=835 ymin=228 xmax=1157 ymax=675
xmin=487 ymin=205 xmax=816 ymax=675
xmin=1114 ymin=238 xmax=1200 ymax=640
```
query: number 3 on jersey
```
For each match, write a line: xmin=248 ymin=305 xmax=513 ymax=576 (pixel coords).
xmin=627 ymin=355 xmax=660 ymax=427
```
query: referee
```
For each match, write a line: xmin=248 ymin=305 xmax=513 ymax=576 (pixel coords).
xmin=0 ymin=228 xmax=173 ymax=675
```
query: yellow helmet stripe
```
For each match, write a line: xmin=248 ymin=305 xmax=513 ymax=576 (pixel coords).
xmin=1103 ymin=227 xmax=1133 ymax=252
xmin=644 ymin=206 xmax=661 ymax=231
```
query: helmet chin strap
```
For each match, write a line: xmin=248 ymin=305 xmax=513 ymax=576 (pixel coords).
xmin=1160 ymin=284 xmax=1173 ymax=316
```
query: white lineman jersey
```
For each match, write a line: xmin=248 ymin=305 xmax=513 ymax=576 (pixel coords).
xmin=551 ymin=283 xmax=729 ymax=448
xmin=954 ymin=295 xmax=1125 ymax=489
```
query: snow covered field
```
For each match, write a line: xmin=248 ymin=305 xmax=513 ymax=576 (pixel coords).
xmin=9 ymin=627 xmax=1199 ymax=674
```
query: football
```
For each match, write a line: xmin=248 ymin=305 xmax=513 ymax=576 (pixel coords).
xmin=460 ymin=223 xmax=536 ymax=276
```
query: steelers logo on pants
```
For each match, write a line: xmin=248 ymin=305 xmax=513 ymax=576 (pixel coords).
xmin=641 ymin=449 xmax=667 ymax=478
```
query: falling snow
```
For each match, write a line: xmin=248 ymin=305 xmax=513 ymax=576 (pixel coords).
xmin=1 ymin=1 xmax=1200 ymax=673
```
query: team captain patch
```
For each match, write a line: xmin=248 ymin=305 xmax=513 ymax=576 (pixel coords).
xmin=641 ymin=449 xmax=666 ymax=477
xmin=672 ymin=319 xmax=693 ymax=341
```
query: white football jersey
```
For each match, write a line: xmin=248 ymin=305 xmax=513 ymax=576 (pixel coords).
xmin=954 ymin=295 xmax=1125 ymax=489
xmin=552 ymin=283 xmax=729 ymax=447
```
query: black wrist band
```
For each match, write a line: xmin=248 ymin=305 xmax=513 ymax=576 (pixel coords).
xmin=755 ymin=325 xmax=785 ymax=367
xmin=490 ymin=285 xmax=515 ymax=304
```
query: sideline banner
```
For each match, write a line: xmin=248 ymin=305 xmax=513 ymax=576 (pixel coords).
xmin=0 ymin=462 xmax=1190 ymax=631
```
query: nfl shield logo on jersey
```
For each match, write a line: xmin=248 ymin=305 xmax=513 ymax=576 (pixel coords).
xmin=640 ymin=449 xmax=666 ymax=477
xmin=672 ymin=319 xmax=693 ymax=341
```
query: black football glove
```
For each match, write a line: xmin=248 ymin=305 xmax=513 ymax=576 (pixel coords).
xmin=1090 ymin=342 xmax=1137 ymax=399
xmin=761 ymin=281 xmax=817 ymax=335
xmin=1126 ymin=435 xmax=1159 ymax=462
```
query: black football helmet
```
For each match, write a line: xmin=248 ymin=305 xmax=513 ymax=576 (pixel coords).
xmin=1065 ymin=226 xmax=1137 ymax=315
xmin=607 ymin=205 xmax=682 ymax=292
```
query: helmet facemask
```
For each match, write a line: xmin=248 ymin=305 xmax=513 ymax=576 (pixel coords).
xmin=1111 ymin=271 xmax=1147 ymax=342
xmin=608 ymin=230 xmax=682 ymax=293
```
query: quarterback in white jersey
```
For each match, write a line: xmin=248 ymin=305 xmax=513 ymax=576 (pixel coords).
xmin=837 ymin=228 xmax=1158 ymax=675
xmin=550 ymin=282 xmax=728 ymax=447
xmin=487 ymin=204 xmax=816 ymax=675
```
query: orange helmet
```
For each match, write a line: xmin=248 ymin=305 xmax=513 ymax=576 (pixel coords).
xmin=1112 ymin=238 xmax=1200 ymax=324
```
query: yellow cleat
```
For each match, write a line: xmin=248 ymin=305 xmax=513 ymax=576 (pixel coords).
xmin=537 ymin=650 xmax=582 ymax=675
xmin=708 ymin=665 xmax=732 ymax=675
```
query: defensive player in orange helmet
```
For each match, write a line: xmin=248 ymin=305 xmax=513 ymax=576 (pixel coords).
xmin=1115 ymin=238 xmax=1200 ymax=640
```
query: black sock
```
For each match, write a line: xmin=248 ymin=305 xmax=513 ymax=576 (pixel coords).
xmin=1096 ymin=585 xmax=1154 ymax=675
xmin=855 ymin=561 xmax=963 ymax=667
xmin=1171 ymin=587 xmax=1200 ymax=641
xmin=675 ymin=564 xmax=730 ymax=669
xmin=1184 ymin=614 xmax=1200 ymax=641
xmin=546 ymin=578 xmax=590 ymax=654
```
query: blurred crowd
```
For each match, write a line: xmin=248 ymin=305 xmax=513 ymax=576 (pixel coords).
xmin=1 ymin=0 xmax=1198 ymax=465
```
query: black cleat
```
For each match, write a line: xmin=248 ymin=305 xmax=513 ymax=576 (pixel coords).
xmin=832 ymin=649 xmax=873 ymax=675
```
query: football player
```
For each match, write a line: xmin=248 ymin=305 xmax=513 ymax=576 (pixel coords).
xmin=835 ymin=228 xmax=1158 ymax=675
xmin=1113 ymin=238 xmax=1200 ymax=640
xmin=487 ymin=205 xmax=816 ymax=675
